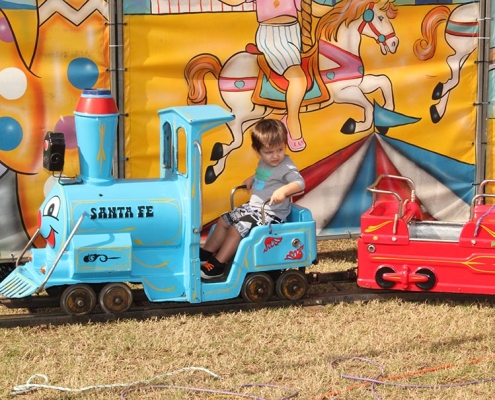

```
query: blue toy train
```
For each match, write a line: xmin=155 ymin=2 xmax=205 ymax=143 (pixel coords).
xmin=0 ymin=89 xmax=317 ymax=316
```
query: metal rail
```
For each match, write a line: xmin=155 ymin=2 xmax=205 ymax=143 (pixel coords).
xmin=366 ymin=174 xmax=416 ymax=219
xmin=470 ymin=193 xmax=495 ymax=220
xmin=230 ymin=185 xmax=304 ymax=225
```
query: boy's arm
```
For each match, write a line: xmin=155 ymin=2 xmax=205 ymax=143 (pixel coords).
xmin=269 ymin=181 xmax=303 ymax=205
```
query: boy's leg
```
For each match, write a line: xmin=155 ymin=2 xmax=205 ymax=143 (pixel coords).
xmin=201 ymin=226 xmax=241 ymax=279
xmin=214 ymin=226 xmax=242 ymax=264
xmin=202 ymin=217 xmax=230 ymax=255
xmin=201 ymin=207 xmax=252 ymax=279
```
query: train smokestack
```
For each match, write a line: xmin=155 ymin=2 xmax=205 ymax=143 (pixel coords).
xmin=74 ymin=88 xmax=118 ymax=183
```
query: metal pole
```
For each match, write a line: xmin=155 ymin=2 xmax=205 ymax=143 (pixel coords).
xmin=108 ymin=0 xmax=126 ymax=179
xmin=475 ymin=0 xmax=492 ymax=190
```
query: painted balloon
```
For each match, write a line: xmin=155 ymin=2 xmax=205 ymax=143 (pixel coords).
xmin=54 ymin=116 xmax=77 ymax=149
xmin=0 ymin=68 xmax=27 ymax=100
xmin=0 ymin=18 xmax=14 ymax=43
xmin=0 ymin=117 xmax=23 ymax=151
xmin=67 ymin=58 xmax=99 ymax=90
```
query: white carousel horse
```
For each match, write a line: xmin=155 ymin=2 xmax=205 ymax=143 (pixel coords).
xmin=185 ymin=0 xmax=399 ymax=184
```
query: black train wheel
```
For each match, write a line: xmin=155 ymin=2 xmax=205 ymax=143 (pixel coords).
xmin=98 ymin=283 xmax=133 ymax=313
xmin=241 ymin=273 xmax=274 ymax=303
xmin=60 ymin=284 xmax=97 ymax=316
xmin=275 ymin=270 xmax=308 ymax=300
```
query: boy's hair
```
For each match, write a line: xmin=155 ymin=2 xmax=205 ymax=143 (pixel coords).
xmin=251 ymin=119 xmax=288 ymax=152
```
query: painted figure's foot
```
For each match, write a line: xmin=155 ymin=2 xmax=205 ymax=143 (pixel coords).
xmin=210 ymin=142 xmax=224 ymax=161
xmin=287 ymin=134 xmax=306 ymax=152
xmin=430 ymin=104 xmax=442 ymax=124
xmin=432 ymin=82 xmax=443 ymax=101
xmin=281 ymin=115 xmax=306 ymax=152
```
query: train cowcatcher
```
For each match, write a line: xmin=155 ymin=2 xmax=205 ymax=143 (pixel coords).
xmin=0 ymin=89 xmax=318 ymax=316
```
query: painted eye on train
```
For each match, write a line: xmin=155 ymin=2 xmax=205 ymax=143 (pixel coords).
xmin=43 ymin=196 xmax=61 ymax=220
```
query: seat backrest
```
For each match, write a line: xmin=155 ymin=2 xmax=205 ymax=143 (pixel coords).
xmin=286 ymin=204 xmax=312 ymax=223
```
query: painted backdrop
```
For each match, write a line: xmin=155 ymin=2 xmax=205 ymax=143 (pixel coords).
xmin=123 ymin=0 xmax=490 ymax=237
xmin=0 ymin=0 xmax=110 ymax=262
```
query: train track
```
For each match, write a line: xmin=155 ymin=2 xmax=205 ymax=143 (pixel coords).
xmin=2 ymin=284 xmax=495 ymax=328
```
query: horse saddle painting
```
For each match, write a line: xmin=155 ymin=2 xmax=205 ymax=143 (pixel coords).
xmin=246 ymin=43 xmax=331 ymax=109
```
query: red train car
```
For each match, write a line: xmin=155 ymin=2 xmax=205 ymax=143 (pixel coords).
xmin=357 ymin=175 xmax=495 ymax=295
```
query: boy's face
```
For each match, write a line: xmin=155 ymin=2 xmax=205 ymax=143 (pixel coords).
xmin=258 ymin=144 xmax=286 ymax=167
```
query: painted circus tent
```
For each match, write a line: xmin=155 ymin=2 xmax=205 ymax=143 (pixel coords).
xmin=0 ymin=0 xmax=493 ymax=268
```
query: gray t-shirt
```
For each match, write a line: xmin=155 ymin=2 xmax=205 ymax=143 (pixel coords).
xmin=249 ymin=155 xmax=305 ymax=220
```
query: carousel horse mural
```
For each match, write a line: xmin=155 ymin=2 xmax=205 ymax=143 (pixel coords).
xmin=413 ymin=3 xmax=479 ymax=123
xmin=185 ymin=0 xmax=418 ymax=184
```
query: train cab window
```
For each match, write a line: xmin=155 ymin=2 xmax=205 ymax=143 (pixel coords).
xmin=177 ymin=126 xmax=187 ymax=175
xmin=162 ymin=122 xmax=173 ymax=170
xmin=161 ymin=122 xmax=187 ymax=175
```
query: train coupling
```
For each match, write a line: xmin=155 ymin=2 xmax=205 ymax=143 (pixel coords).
xmin=307 ymin=267 xmax=357 ymax=284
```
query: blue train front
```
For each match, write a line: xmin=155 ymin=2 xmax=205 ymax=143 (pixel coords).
xmin=0 ymin=89 xmax=317 ymax=315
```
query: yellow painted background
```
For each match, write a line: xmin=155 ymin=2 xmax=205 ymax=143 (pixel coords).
xmin=123 ymin=5 xmax=477 ymax=223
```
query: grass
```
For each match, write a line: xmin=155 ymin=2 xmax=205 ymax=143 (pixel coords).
xmin=2 ymin=240 xmax=495 ymax=399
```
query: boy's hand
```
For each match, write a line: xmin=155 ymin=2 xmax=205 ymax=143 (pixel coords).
xmin=269 ymin=182 xmax=303 ymax=205
xmin=269 ymin=188 xmax=287 ymax=205
xmin=243 ymin=175 xmax=255 ymax=190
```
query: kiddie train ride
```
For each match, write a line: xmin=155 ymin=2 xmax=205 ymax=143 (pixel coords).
xmin=2 ymin=89 xmax=495 ymax=318
xmin=0 ymin=89 xmax=318 ymax=316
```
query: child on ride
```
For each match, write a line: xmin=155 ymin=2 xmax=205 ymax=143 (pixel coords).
xmin=200 ymin=118 xmax=305 ymax=279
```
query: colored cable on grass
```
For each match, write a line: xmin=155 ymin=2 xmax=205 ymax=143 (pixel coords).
xmin=313 ymin=355 xmax=495 ymax=400
xmin=121 ymin=383 xmax=298 ymax=399
xmin=11 ymin=367 xmax=298 ymax=400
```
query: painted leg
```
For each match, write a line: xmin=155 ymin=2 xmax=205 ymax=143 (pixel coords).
xmin=284 ymin=65 xmax=306 ymax=152
xmin=205 ymin=157 xmax=227 ymax=185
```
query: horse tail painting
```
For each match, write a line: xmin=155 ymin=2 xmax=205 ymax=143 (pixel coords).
xmin=413 ymin=3 xmax=479 ymax=123
xmin=185 ymin=54 xmax=222 ymax=106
